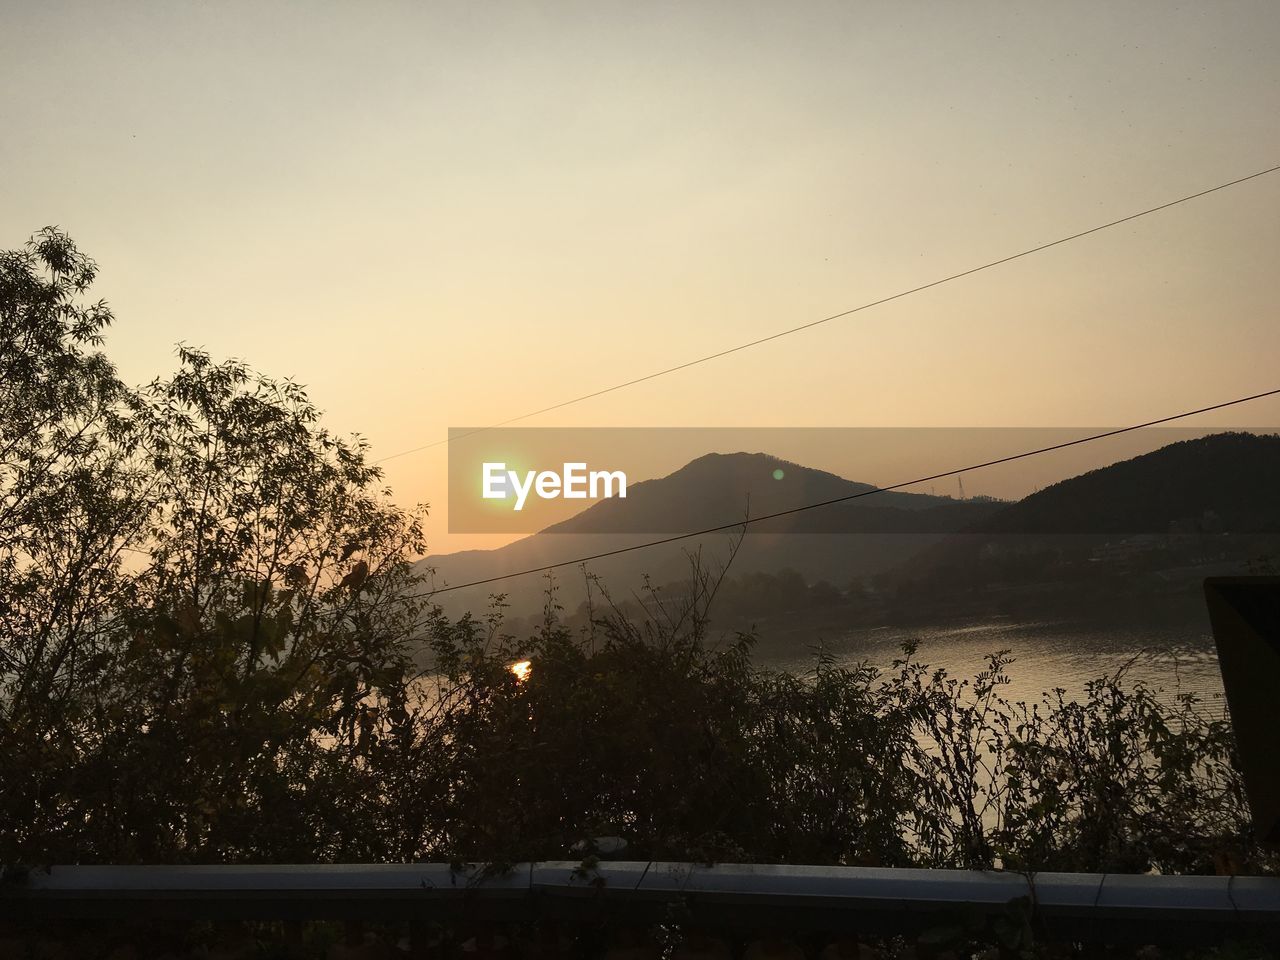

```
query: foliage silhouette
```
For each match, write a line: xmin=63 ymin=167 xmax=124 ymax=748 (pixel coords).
xmin=0 ymin=230 xmax=1270 ymax=881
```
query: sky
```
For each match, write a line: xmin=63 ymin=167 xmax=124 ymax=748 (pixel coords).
xmin=3 ymin=1 xmax=1279 ymax=555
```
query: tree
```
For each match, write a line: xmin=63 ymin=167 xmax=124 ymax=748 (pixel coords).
xmin=1 ymin=229 xmax=150 ymax=858
xmin=1 ymin=229 xmax=434 ymax=864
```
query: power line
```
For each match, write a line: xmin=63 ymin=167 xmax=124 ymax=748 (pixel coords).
xmin=420 ymin=386 xmax=1280 ymax=596
xmin=375 ymin=162 xmax=1280 ymax=465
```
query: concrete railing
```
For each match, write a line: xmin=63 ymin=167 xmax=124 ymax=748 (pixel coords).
xmin=3 ymin=862 xmax=1279 ymax=945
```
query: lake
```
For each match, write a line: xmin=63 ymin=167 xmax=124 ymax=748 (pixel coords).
xmin=753 ymin=617 xmax=1227 ymax=715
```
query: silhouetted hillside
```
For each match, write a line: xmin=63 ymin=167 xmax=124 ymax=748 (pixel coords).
xmin=424 ymin=436 xmax=1280 ymax=633
xmin=543 ymin=451 xmax=991 ymax=534
xmin=422 ymin=452 xmax=1000 ymax=618
xmin=880 ymin=432 xmax=1280 ymax=625
xmin=974 ymin=432 xmax=1280 ymax=536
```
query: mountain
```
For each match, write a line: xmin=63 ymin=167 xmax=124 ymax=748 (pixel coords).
xmin=421 ymin=435 xmax=1280 ymax=632
xmin=880 ymin=432 xmax=1280 ymax=623
xmin=542 ymin=452 xmax=989 ymax=534
xmin=420 ymin=452 xmax=1001 ymax=619
xmin=969 ymin=431 xmax=1280 ymax=537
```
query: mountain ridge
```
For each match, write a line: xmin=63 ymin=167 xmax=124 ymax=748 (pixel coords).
xmin=420 ymin=450 xmax=999 ymax=615
xmin=420 ymin=433 xmax=1280 ymax=629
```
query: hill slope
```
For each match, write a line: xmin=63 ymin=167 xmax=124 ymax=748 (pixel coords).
xmin=881 ymin=432 xmax=1280 ymax=623
xmin=422 ymin=452 xmax=1000 ymax=617
xmin=974 ymin=431 xmax=1280 ymax=536
xmin=422 ymin=435 xmax=1280 ymax=630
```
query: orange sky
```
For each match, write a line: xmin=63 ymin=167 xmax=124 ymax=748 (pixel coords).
xmin=4 ymin=1 xmax=1279 ymax=555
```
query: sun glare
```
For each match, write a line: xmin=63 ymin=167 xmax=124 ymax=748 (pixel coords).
xmin=509 ymin=659 xmax=532 ymax=682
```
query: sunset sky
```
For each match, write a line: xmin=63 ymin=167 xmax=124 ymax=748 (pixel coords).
xmin=4 ymin=1 xmax=1279 ymax=555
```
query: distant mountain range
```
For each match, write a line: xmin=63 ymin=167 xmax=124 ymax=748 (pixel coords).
xmin=420 ymin=433 xmax=1280 ymax=630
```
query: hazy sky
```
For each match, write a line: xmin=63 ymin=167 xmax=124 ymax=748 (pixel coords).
xmin=4 ymin=1 xmax=1279 ymax=554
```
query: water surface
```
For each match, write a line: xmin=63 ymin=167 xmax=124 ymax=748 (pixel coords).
xmin=755 ymin=618 xmax=1226 ymax=713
